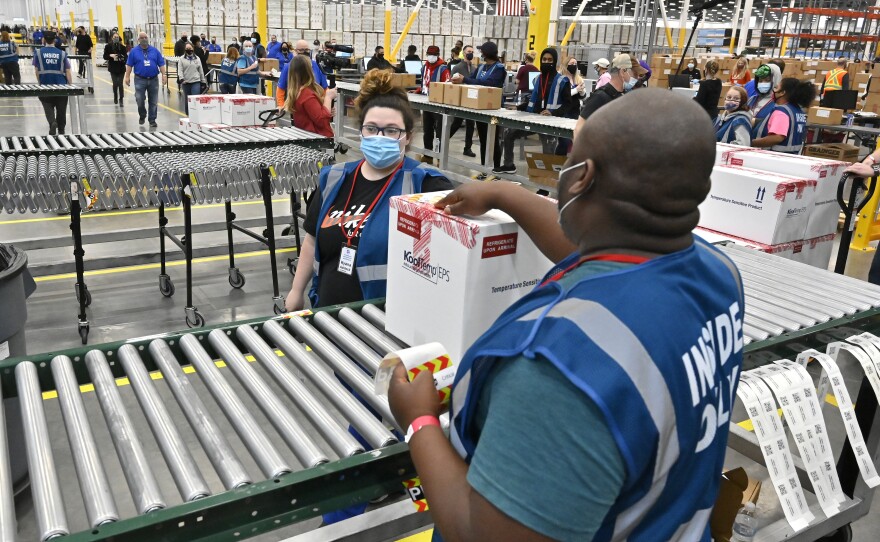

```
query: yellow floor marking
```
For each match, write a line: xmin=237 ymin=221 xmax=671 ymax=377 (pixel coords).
xmin=736 ymin=393 xmax=842 ymax=432
xmin=40 ymin=350 xmax=286 ymax=400
xmin=396 ymin=530 xmax=434 ymax=542
xmin=0 ymin=197 xmax=291 ymax=225
xmin=94 ymin=74 xmax=186 ymax=117
xmin=34 ymin=246 xmax=297 ymax=282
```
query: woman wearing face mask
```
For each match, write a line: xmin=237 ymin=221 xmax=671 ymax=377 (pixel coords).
xmin=693 ymin=60 xmax=722 ymax=120
xmin=752 ymin=77 xmax=814 ymax=154
xmin=714 ymin=86 xmax=753 ymax=146
xmin=103 ymin=33 xmax=127 ymax=106
xmin=179 ymin=43 xmax=206 ymax=113
xmin=285 ymin=68 xmax=453 ymax=312
xmin=236 ymin=41 xmax=260 ymax=94
xmin=748 ymin=64 xmax=782 ymax=135
xmin=562 ymin=56 xmax=587 ymax=101
xmin=283 ymin=55 xmax=334 ymax=137
xmin=270 ymin=41 xmax=293 ymax=70
xmin=495 ymin=48 xmax=571 ymax=174
xmin=729 ymin=58 xmax=751 ymax=86
xmin=680 ymin=58 xmax=701 ymax=81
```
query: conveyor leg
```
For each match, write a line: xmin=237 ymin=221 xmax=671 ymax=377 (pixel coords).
xmin=69 ymin=175 xmax=90 ymax=344
xmin=182 ymin=174 xmax=204 ymax=327
xmin=260 ymin=166 xmax=285 ymax=314
xmin=158 ymin=201 xmax=174 ymax=297
xmin=225 ymin=200 xmax=244 ymax=289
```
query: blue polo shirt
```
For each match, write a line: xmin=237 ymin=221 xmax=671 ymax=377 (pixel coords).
xmin=126 ymin=45 xmax=165 ymax=78
xmin=207 ymin=43 xmax=222 ymax=53
xmin=278 ymin=58 xmax=327 ymax=91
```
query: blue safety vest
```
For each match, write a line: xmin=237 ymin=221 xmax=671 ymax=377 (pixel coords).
xmin=474 ymin=62 xmax=503 ymax=84
xmin=219 ymin=57 xmax=238 ymax=85
xmin=309 ymin=158 xmax=436 ymax=307
xmin=447 ymin=238 xmax=744 ymax=542
xmin=237 ymin=55 xmax=259 ymax=87
xmin=528 ymin=72 xmax=569 ymax=114
xmin=0 ymin=40 xmax=18 ymax=63
xmin=36 ymin=46 xmax=68 ymax=85
xmin=420 ymin=63 xmax=448 ymax=93
xmin=715 ymin=111 xmax=753 ymax=144
xmin=748 ymin=95 xmax=776 ymax=140
xmin=754 ymin=102 xmax=807 ymax=154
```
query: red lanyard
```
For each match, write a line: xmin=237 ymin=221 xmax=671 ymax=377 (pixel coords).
xmin=539 ymin=72 xmax=550 ymax=107
xmin=339 ymin=160 xmax=403 ymax=246
xmin=541 ymin=253 xmax=651 ymax=287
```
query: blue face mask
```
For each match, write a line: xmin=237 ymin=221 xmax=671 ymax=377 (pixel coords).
xmin=757 ymin=82 xmax=772 ymax=94
xmin=360 ymin=135 xmax=403 ymax=169
xmin=623 ymin=76 xmax=637 ymax=91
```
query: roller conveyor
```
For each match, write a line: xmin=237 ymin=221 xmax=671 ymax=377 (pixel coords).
xmin=0 ymin=304 xmax=410 ymax=542
xmin=0 ymin=84 xmax=84 ymax=98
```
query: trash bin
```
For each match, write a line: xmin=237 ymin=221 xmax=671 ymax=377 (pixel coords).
xmin=0 ymin=243 xmax=37 ymax=490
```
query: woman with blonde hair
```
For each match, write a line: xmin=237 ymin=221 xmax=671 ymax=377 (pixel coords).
xmin=282 ymin=54 xmax=335 ymax=137
xmin=729 ymin=57 xmax=752 ymax=86
xmin=562 ymin=55 xmax=587 ymax=99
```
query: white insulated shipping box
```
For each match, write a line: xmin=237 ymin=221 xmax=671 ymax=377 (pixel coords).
xmin=221 ymin=96 xmax=256 ymax=126
xmin=386 ymin=192 xmax=552 ymax=363
xmin=717 ymin=147 xmax=847 ymax=239
xmin=187 ymin=95 xmax=224 ymax=125
xmin=700 ymin=165 xmax=814 ymax=246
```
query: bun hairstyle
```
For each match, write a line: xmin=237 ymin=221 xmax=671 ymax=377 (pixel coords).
xmin=777 ymin=77 xmax=816 ymax=109
xmin=356 ymin=68 xmax=416 ymax=133
xmin=704 ymin=60 xmax=719 ymax=75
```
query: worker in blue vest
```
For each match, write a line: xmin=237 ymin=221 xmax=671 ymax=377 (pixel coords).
xmin=32 ymin=28 xmax=43 ymax=45
xmin=218 ymin=47 xmax=239 ymax=94
xmin=124 ymin=31 xmax=167 ymax=127
xmin=32 ymin=31 xmax=73 ymax=135
xmin=389 ymin=89 xmax=745 ymax=542
xmin=715 ymin=86 xmax=753 ymax=145
xmin=415 ymin=45 xmax=450 ymax=165
xmin=495 ymin=47 xmax=572 ymax=175
xmin=235 ymin=40 xmax=260 ymax=94
xmin=0 ymin=30 xmax=21 ymax=84
xmin=752 ymin=77 xmax=813 ymax=154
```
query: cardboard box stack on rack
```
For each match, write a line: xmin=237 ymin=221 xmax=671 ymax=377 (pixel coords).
xmin=428 ymin=82 xmax=502 ymax=110
xmin=699 ymin=146 xmax=850 ymax=269
xmin=179 ymin=95 xmax=277 ymax=130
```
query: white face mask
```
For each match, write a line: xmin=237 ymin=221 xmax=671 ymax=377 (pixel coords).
xmin=427 ymin=55 xmax=438 ymax=63
xmin=688 ymin=63 xmax=695 ymax=69
xmin=556 ymin=161 xmax=587 ymax=225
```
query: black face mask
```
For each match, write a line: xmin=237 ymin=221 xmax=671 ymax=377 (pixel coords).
xmin=567 ymin=65 xmax=577 ymax=75
xmin=540 ymin=62 xmax=555 ymax=75
xmin=185 ymin=50 xmax=193 ymax=55
xmin=282 ymin=48 xmax=289 ymax=54
xmin=378 ymin=53 xmax=384 ymax=59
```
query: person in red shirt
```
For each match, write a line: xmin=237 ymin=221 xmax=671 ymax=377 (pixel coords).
xmin=415 ymin=44 xmax=450 ymax=165
xmin=282 ymin=54 xmax=337 ymax=138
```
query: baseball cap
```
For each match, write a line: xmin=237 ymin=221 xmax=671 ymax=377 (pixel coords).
xmin=478 ymin=41 xmax=498 ymax=58
xmin=592 ymin=57 xmax=610 ymax=68
xmin=427 ymin=45 xmax=440 ymax=56
xmin=611 ymin=54 xmax=647 ymax=75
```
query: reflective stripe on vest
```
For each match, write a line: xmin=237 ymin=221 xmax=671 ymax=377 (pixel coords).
xmin=824 ymin=68 xmax=846 ymax=94
xmin=715 ymin=112 xmax=751 ymax=144
xmin=763 ymin=102 xmax=806 ymax=154
xmin=0 ymin=41 xmax=16 ymax=61
xmin=528 ymin=73 xmax=566 ymax=112
xmin=36 ymin=48 xmax=67 ymax=84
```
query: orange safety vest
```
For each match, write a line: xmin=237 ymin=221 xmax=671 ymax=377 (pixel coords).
xmin=823 ymin=68 xmax=846 ymax=95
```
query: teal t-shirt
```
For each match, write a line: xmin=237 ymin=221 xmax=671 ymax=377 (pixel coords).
xmin=466 ymin=261 xmax=629 ymax=541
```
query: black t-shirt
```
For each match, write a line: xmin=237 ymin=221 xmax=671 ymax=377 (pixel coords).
xmin=694 ymin=78 xmax=722 ymax=119
xmin=579 ymin=84 xmax=622 ymax=121
xmin=303 ymin=166 xmax=453 ymax=307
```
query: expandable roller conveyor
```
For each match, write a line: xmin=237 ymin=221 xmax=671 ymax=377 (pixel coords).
xmin=0 ymin=144 xmax=331 ymax=214
xmin=0 ymin=126 xmax=331 ymax=156
xmin=0 ymin=84 xmax=84 ymax=98
xmin=0 ymin=304 xmax=405 ymax=542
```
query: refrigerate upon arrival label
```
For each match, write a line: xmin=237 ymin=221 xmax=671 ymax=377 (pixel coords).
xmin=482 ymin=233 xmax=518 ymax=259
xmin=397 ymin=212 xmax=422 ymax=240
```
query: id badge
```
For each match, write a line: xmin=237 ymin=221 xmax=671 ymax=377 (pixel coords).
xmin=144 ymin=59 xmax=151 ymax=66
xmin=338 ymin=244 xmax=356 ymax=276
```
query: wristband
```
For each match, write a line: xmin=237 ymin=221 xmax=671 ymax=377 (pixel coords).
xmin=405 ymin=415 xmax=441 ymax=443
xmin=867 ymin=155 xmax=877 ymax=165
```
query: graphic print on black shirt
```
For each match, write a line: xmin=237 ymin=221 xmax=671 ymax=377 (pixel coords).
xmin=303 ymin=166 xmax=454 ymax=307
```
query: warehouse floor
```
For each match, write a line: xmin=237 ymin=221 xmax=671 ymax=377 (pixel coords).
xmin=4 ymin=64 xmax=880 ymax=541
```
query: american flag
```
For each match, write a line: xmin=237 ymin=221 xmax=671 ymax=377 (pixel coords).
xmin=497 ymin=0 xmax=524 ymax=16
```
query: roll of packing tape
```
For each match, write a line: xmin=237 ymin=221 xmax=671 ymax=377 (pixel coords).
xmin=374 ymin=342 xmax=457 ymax=406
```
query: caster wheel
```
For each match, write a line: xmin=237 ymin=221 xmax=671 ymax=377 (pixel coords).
xmin=818 ymin=525 xmax=852 ymax=542
xmin=78 ymin=325 xmax=90 ymax=344
xmin=88 ymin=87 xmax=94 ymax=93
xmin=229 ymin=269 xmax=246 ymax=289
xmin=287 ymin=257 xmax=298 ymax=276
xmin=186 ymin=312 xmax=206 ymax=328
xmin=75 ymin=286 xmax=92 ymax=307
xmin=274 ymin=304 xmax=285 ymax=315
xmin=159 ymin=276 xmax=175 ymax=297
xmin=281 ymin=226 xmax=291 ymax=236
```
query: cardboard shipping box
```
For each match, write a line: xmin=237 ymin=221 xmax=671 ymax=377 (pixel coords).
xmin=258 ymin=58 xmax=279 ymax=71
xmin=386 ymin=192 xmax=553 ymax=363
xmin=718 ymin=83 xmax=732 ymax=107
xmin=429 ymin=82 xmax=446 ymax=104
xmin=807 ymin=106 xmax=843 ymax=126
xmin=459 ymin=85 xmax=502 ymax=110
xmin=207 ymin=52 xmax=225 ymax=65
xmin=390 ymin=73 xmax=418 ymax=89
xmin=187 ymin=95 xmax=224 ymax=125
xmin=710 ymin=468 xmax=762 ymax=542
xmin=178 ymin=118 xmax=192 ymax=131
xmin=700 ymin=165 xmax=815 ymax=245
xmin=719 ymin=147 xmax=848 ymax=238
xmin=220 ymin=96 xmax=256 ymax=127
xmin=863 ymin=94 xmax=880 ymax=115
xmin=802 ymin=143 xmax=860 ymax=163
xmin=525 ymin=151 xmax=566 ymax=189
xmin=443 ymin=83 xmax=462 ymax=106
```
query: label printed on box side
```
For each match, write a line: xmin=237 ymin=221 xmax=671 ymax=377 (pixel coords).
xmin=397 ymin=212 xmax=423 ymax=240
xmin=482 ymin=233 xmax=518 ymax=259
xmin=467 ymin=88 xmax=479 ymax=99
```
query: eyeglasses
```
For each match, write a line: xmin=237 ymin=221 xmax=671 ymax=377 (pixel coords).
xmin=296 ymin=49 xmax=310 ymax=54
xmin=361 ymin=125 xmax=406 ymax=140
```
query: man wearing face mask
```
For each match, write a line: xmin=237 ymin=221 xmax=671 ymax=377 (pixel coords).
xmin=103 ymin=32 xmax=127 ymax=106
xmin=235 ymin=40 xmax=261 ymax=94
xmin=495 ymin=47 xmax=571 ymax=175
xmin=389 ymin=89 xmax=745 ymax=542
xmin=275 ymin=39 xmax=329 ymax=108
xmin=207 ymin=37 xmax=222 ymax=53
xmin=174 ymin=33 xmax=188 ymax=57
xmin=449 ymin=44 xmax=477 ymax=157
xmin=125 ymin=32 xmax=167 ymax=127
xmin=415 ymin=45 xmax=450 ymax=165
xmin=593 ymin=57 xmax=611 ymax=88
xmin=367 ymin=46 xmax=394 ymax=72
xmin=267 ymin=34 xmax=281 ymax=57
xmin=179 ymin=42 xmax=206 ymax=114
xmin=575 ymin=53 xmax=645 ymax=133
